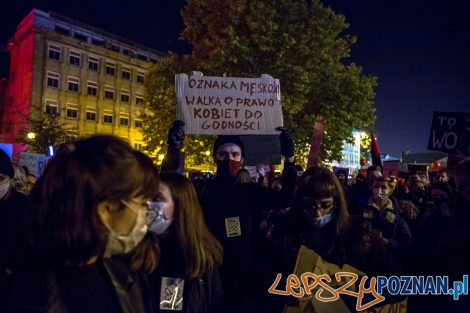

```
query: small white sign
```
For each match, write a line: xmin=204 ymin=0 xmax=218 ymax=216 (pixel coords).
xmin=160 ymin=277 xmax=184 ymax=311
xmin=18 ymin=152 xmax=46 ymax=177
xmin=225 ymin=216 xmax=242 ymax=237
xmin=175 ymin=72 xmax=283 ymax=135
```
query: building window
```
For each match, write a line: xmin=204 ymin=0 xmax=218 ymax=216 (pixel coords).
xmin=135 ymin=94 xmax=144 ymax=105
xmin=66 ymin=106 xmax=78 ymax=119
xmin=134 ymin=120 xmax=143 ymax=128
xmin=134 ymin=143 xmax=143 ymax=151
xmin=48 ymin=45 xmax=61 ymax=61
xmin=86 ymin=111 xmax=96 ymax=121
xmin=107 ymin=43 xmax=120 ymax=53
xmin=103 ymin=114 xmax=113 ymax=124
xmin=136 ymin=72 xmax=145 ymax=84
xmin=120 ymin=116 xmax=129 ymax=126
xmin=121 ymin=68 xmax=131 ymax=80
xmin=68 ymin=77 xmax=80 ymax=92
xmin=91 ymin=37 xmax=105 ymax=46
xmin=106 ymin=63 xmax=115 ymax=76
xmin=74 ymin=32 xmax=88 ymax=42
xmin=46 ymin=72 xmax=60 ymax=88
xmin=69 ymin=51 xmax=81 ymax=66
xmin=137 ymin=53 xmax=148 ymax=61
xmin=88 ymin=56 xmax=99 ymax=71
xmin=87 ymin=81 xmax=98 ymax=96
xmin=105 ymin=88 xmax=114 ymax=100
xmin=45 ymin=100 xmax=59 ymax=115
xmin=55 ymin=25 xmax=70 ymax=35
xmin=121 ymin=90 xmax=130 ymax=103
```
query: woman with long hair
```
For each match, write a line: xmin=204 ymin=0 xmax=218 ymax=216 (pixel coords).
xmin=4 ymin=135 xmax=159 ymax=313
xmin=274 ymin=167 xmax=404 ymax=312
xmin=130 ymin=172 xmax=223 ymax=313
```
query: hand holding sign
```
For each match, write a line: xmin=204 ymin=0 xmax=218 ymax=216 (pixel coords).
xmin=276 ymin=127 xmax=295 ymax=158
xmin=167 ymin=120 xmax=185 ymax=151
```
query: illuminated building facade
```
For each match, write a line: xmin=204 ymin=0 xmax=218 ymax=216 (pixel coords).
xmin=331 ymin=130 xmax=362 ymax=175
xmin=1 ymin=9 xmax=164 ymax=155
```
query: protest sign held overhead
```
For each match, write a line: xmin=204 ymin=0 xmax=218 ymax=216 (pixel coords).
xmin=427 ymin=111 xmax=470 ymax=156
xmin=175 ymin=72 xmax=283 ymax=135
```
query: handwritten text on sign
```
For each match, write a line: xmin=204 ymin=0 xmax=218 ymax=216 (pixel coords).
xmin=175 ymin=73 xmax=283 ymax=135
xmin=427 ymin=111 xmax=470 ymax=155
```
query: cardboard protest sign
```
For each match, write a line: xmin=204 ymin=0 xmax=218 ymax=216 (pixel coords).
xmin=240 ymin=135 xmax=281 ymax=165
xmin=283 ymin=245 xmax=364 ymax=313
xmin=175 ymin=72 xmax=283 ymax=135
xmin=427 ymin=111 xmax=470 ymax=156
xmin=283 ymin=245 xmax=407 ymax=313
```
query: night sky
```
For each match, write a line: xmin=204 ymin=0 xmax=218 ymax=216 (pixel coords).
xmin=1 ymin=0 xmax=469 ymax=157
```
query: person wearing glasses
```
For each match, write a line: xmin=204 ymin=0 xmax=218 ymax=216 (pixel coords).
xmin=162 ymin=121 xmax=297 ymax=313
xmin=4 ymin=135 xmax=159 ymax=313
xmin=273 ymin=167 xmax=403 ymax=312
xmin=128 ymin=172 xmax=224 ymax=313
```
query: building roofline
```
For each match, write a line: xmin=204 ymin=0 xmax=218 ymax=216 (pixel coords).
xmin=47 ymin=10 xmax=166 ymax=57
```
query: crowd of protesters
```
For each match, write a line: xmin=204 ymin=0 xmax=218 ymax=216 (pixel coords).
xmin=0 ymin=122 xmax=469 ymax=313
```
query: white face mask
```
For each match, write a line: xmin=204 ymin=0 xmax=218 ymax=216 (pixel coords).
xmin=103 ymin=202 xmax=148 ymax=258
xmin=147 ymin=201 xmax=173 ymax=235
xmin=312 ymin=213 xmax=334 ymax=228
xmin=0 ymin=177 xmax=11 ymax=199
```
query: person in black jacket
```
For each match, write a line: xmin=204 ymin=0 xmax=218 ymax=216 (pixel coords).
xmin=162 ymin=121 xmax=297 ymax=313
xmin=128 ymin=171 xmax=224 ymax=313
xmin=363 ymin=177 xmax=412 ymax=267
xmin=273 ymin=167 xmax=404 ymax=313
xmin=0 ymin=148 xmax=29 ymax=305
xmin=3 ymin=135 xmax=159 ymax=313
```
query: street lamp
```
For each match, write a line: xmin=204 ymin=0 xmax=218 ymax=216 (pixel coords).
xmin=27 ymin=132 xmax=36 ymax=140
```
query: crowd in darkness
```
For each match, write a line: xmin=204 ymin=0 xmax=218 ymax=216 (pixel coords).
xmin=0 ymin=122 xmax=469 ymax=313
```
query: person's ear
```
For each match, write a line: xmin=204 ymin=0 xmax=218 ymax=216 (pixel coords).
xmin=97 ymin=201 xmax=116 ymax=224
xmin=240 ymin=157 xmax=244 ymax=165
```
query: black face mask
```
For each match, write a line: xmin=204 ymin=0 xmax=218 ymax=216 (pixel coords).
xmin=216 ymin=159 xmax=242 ymax=178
